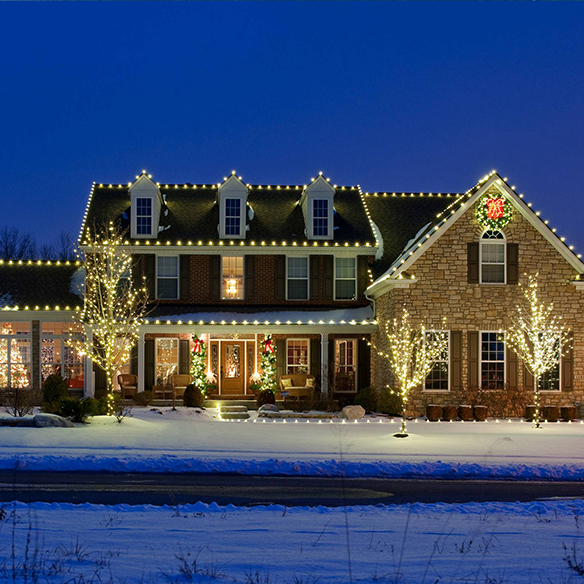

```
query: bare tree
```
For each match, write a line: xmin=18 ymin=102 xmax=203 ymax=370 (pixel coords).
xmin=0 ymin=228 xmax=37 ymax=260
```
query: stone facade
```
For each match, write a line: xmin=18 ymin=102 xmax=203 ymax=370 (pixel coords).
xmin=371 ymin=192 xmax=584 ymax=416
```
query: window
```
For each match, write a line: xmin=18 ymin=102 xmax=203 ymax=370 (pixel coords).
xmin=225 ymin=198 xmax=242 ymax=236
xmin=480 ymin=230 xmax=506 ymax=284
xmin=157 ymin=256 xmax=179 ymax=299
xmin=136 ymin=198 xmax=152 ymax=236
xmin=286 ymin=339 xmax=309 ymax=374
xmin=481 ymin=331 xmax=505 ymax=389
xmin=156 ymin=338 xmax=179 ymax=386
xmin=424 ymin=331 xmax=450 ymax=391
xmin=41 ymin=322 xmax=84 ymax=388
xmin=313 ymin=199 xmax=329 ymax=237
xmin=335 ymin=257 xmax=356 ymax=300
xmin=334 ymin=339 xmax=357 ymax=392
xmin=287 ymin=257 xmax=309 ymax=300
xmin=539 ymin=333 xmax=561 ymax=391
xmin=222 ymin=256 xmax=244 ymax=299
xmin=0 ymin=322 xmax=31 ymax=388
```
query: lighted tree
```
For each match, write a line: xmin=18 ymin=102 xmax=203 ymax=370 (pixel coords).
xmin=506 ymin=274 xmax=570 ymax=428
xmin=259 ymin=334 xmax=277 ymax=392
xmin=372 ymin=307 xmax=448 ymax=437
xmin=68 ymin=223 xmax=149 ymax=415
xmin=190 ymin=334 xmax=207 ymax=393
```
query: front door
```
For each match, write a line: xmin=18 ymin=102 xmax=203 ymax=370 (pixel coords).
xmin=221 ymin=341 xmax=245 ymax=394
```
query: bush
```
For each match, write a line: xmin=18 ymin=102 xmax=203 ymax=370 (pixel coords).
xmin=377 ymin=388 xmax=402 ymax=415
xmin=57 ymin=397 xmax=98 ymax=423
xmin=42 ymin=374 xmax=68 ymax=409
xmin=0 ymin=388 xmax=41 ymax=417
xmin=256 ymin=389 xmax=275 ymax=408
xmin=353 ymin=387 xmax=378 ymax=413
xmin=132 ymin=391 xmax=153 ymax=407
xmin=183 ymin=384 xmax=205 ymax=407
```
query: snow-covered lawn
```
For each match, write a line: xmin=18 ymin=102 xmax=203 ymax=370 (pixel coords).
xmin=5 ymin=498 xmax=584 ymax=583
xmin=2 ymin=407 xmax=584 ymax=479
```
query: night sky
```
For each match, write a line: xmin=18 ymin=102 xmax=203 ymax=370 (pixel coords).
xmin=1 ymin=2 xmax=583 ymax=251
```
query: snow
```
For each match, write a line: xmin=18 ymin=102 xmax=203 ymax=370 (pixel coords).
xmin=5 ymin=498 xmax=584 ymax=583
xmin=2 ymin=408 xmax=584 ymax=478
xmin=371 ymin=219 xmax=384 ymax=261
xmin=69 ymin=267 xmax=85 ymax=297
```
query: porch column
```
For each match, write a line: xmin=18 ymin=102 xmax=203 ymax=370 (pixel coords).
xmin=137 ymin=331 xmax=145 ymax=393
xmin=321 ymin=333 xmax=329 ymax=396
xmin=84 ymin=328 xmax=94 ymax=397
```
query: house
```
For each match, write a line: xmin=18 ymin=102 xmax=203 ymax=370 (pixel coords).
xmin=0 ymin=169 xmax=582 ymax=414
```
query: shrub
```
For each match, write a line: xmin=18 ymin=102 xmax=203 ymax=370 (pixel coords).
xmin=132 ymin=391 xmax=153 ymax=407
xmin=183 ymin=384 xmax=205 ymax=407
xmin=256 ymin=389 xmax=275 ymax=408
xmin=353 ymin=387 xmax=378 ymax=413
xmin=377 ymin=388 xmax=402 ymax=415
xmin=42 ymin=374 xmax=68 ymax=408
xmin=1 ymin=388 xmax=41 ymax=417
xmin=57 ymin=397 xmax=97 ymax=423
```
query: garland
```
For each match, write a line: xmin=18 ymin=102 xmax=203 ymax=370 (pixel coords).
xmin=190 ymin=334 xmax=208 ymax=393
xmin=259 ymin=334 xmax=277 ymax=393
xmin=476 ymin=194 xmax=513 ymax=230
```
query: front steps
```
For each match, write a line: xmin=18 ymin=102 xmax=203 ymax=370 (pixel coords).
xmin=217 ymin=405 xmax=250 ymax=420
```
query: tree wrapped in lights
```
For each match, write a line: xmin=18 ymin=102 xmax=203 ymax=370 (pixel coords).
xmin=259 ymin=334 xmax=277 ymax=392
xmin=371 ymin=307 xmax=448 ymax=437
xmin=67 ymin=222 xmax=149 ymax=415
xmin=506 ymin=274 xmax=570 ymax=428
xmin=190 ymin=334 xmax=207 ymax=393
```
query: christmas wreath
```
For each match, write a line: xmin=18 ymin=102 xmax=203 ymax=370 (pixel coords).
xmin=476 ymin=194 xmax=513 ymax=230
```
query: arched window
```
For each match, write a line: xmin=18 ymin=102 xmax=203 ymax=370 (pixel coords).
xmin=480 ymin=230 xmax=506 ymax=284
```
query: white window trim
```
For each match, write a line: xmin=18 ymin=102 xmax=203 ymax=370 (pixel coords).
xmin=285 ymin=338 xmax=310 ymax=375
xmin=156 ymin=255 xmax=180 ymax=300
xmin=310 ymin=198 xmax=332 ymax=239
xmin=40 ymin=328 xmax=83 ymax=384
xmin=479 ymin=230 xmax=506 ymax=285
xmin=539 ymin=331 xmax=562 ymax=393
xmin=423 ymin=330 xmax=450 ymax=393
xmin=334 ymin=338 xmax=358 ymax=393
xmin=334 ymin=257 xmax=357 ymax=301
xmin=480 ymin=330 xmax=506 ymax=389
xmin=132 ymin=196 xmax=155 ymax=239
xmin=0 ymin=324 xmax=32 ymax=389
xmin=219 ymin=195 xmax=246 ymax=240
xmin=286 ymin=256 xmax=310 ymax=301
xmin=155 ymin=337 xmax=179 ymax=384
xmin=221 ymin=255 xmax=245 ymax=300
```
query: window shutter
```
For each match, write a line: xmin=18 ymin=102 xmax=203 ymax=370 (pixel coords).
xmin=358 ymin=339 xmax=371 ymax=390
xmin=357 ymin=256 xmax=369 ymax=299
xmin=179 ymin=255 xmax=190 ymax=300
xmin=210 ymin=256 xmax=221 ymax=300
xmin=468 ymin=331 xmax=479 ymax=388
xmin=507 ymin=345 xmax=518 ymax=388
xmin=310 ymin=256 xmax=320 ymax=300
xmin=179 ymin=339 xmax=190 ymax=375
xmin=451 ymin=330 xmax=462 ymax=392
xmin=95 ymin=363 xmax=107 ymax=393
xmin=310 ymin=339 xmax=321 ymax=386
xmin=507 ymin=243 xmax=519 ymax=285
xmin=323 ymin=256 xmax=334 ymax=300
xmin=131 ymin=255 xmax=142 ymax=289
xmin=276 ymin=339 xmax=286 ymax=380
xmin=467 ymin=243 xmax=479 ymax=284
xmin=145 ymin=254 xmax=156 ymax=298
xmin=245 ymin=255 xmax=255 ymax=300
xmin=130 ymin=345 xmax=138 ymax=376
xmin=523 ymin=364 xmax=534 ymax=391
xmin=562 ymin=332 xmax=574 ymax=392
xmin=328 ymin=339 xmax=335 ymax=391
xmin=275 ymin=256 xmax=286 ymax=300
xmin=145 ymin=339 xmax=155 ymax=391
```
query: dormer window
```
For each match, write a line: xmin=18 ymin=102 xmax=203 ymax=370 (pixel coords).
xmin=225 ymin=198 xmax=242 ymax=236
xmin=129 ymin=173 xmax=162 ymax=239
xmin=313 ymin=199 xmax=330 ymax=237
xmin=300 ymin=174 xmax=335 ymax=240
xmin=218 ymin=173 xmax=248 ymax=240
xmin=136 ymin=198 xmax=153 ymax=235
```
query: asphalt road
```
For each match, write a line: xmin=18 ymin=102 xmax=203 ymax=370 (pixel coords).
xmin=1 ymin=471 xmax=584 ymax=506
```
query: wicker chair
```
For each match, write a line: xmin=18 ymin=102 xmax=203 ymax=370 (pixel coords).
xmin=171 ymin=374 xmax=191 ymax=399
xmin=117 ymin=374 xmax=138 ymax=400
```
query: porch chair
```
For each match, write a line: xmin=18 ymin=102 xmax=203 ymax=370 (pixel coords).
xmin=117 ymin=374 xmax=138 ymax=400
xmin=171 ymin=374 xmax=191 ymax=399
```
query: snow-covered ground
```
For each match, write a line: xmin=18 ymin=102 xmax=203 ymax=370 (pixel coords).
xmin=5 ymin=498 xmax=584 ymax=583
xmin=2 ymin=408 xmax=584 ymax=479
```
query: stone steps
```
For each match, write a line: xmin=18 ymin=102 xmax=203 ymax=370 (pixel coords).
xmin=218 ymin=405 xmax=250 ymax=420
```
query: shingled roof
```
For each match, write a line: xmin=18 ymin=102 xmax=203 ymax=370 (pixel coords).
xmin=81 ymin=183 xmax=375 ymax=246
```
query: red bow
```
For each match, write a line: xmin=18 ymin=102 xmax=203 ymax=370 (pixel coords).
xmin=486 ymin=198 xmax=505 ymax=220
xmin=192 ymin=338 xmax=203 ymax=354
xmin=264 ymin=339 xmax=274 ymax=354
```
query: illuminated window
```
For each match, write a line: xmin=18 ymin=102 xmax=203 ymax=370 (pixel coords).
xmin=539 ymin=333 xmax=561 ymax=391
xmin=156 ymin=338 xmax=178 ymax=386
xmin=225 ymin=198 xmax=242 ymax=236
xmin=41 ymin=322 xmax=84 ymax=388
xmin=481 ymin=331 xmax=505 ymax=389
xmin=157 ymin=256 xmax=179 ymax=299
xmin=287 ymin=257 xmax=309 ymax=300
xmin=480 ymin=230 xmax=505 ymax=284
xmin=313 ymin=199 xmax=329 ymax=237
xmin=286 ymin=339 xmax=309 ymax=374
xmin=334 ymin=339 xmax=357 ymax=392
xmin=136 ymin=198 xmax=152 ymax=236
xmin=424 ymin=331 xmax=450 ymax=391
xmin=222 ymin=256 xmax=244 ymax=299
xmin=0 ymin=322 xmax=31 ymax=389
xmin=335 ymin=257 xmax=356 ymax=300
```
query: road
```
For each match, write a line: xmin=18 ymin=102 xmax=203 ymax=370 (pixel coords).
xmin=0 ymin=471 xmax=584 ymax=506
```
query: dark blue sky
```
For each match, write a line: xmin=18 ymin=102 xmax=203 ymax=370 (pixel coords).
xmin=1 ymin=2 xmax=583 ymax=250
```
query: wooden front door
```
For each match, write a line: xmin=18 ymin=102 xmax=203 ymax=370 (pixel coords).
xmin=221 ymin=341 xmax=245 ymax=394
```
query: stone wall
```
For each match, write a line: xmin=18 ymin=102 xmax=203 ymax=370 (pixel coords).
xmin=372 ymin=193 xmax=584 ymax=416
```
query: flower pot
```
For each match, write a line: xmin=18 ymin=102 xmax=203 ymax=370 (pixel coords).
xmin=561 ymin=405 xmax=578 ymax=422
xmin=543 ymin=405 xmax=560 ymax=423
xmin=426 ymin=404 xmax=442 ymax=422
xmin=474 ymin=405 xmax=488 ymax=421
xmin=458 ymin=405 xmax=473 ymax=421
xmin=442 ymin=405 xmax=458 ymax=421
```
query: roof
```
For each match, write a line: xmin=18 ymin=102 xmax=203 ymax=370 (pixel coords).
xmin=0 ymin=262 xmax=83 ymax=310
xmin=81 ymin=182 xmax=376 ymax=247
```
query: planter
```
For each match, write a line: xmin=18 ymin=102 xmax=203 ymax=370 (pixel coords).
xmin=543 ymin=405 xmax=560 ymax=423
xmin=442 ymin=405 xmax=458 ymax=421
xmin=458 ymin=405 xmax=473 ymax=421
xmin=474 ymin=405 xmax=488 ymax=421
xmin=561 ymin=405 xmax=578 ymax=422
xmin=525 ymin=405 xmax=538 ymax=421
xmin=426 ymin=404 xmax=442 ymax=422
